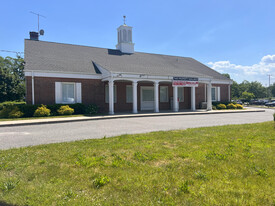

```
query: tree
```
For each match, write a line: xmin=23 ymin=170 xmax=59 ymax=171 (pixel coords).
xmin=222 ymin=73 xmax=231 ymax=79
xmin=241 ymin=91 xmax=255 ymax=102
xmin=0 ymin=56 xmax=25 ymax=102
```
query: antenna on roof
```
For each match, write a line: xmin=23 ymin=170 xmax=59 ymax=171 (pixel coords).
xmin=30 ymin=11 xmax=46 ymax=36
xmin=123 ymin=15 xmax=126 ymax=25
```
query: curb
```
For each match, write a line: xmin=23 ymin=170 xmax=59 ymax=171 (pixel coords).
xmin=0 ymin=109 xmax=265 ymax=128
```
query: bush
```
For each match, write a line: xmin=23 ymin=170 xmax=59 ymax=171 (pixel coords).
xmin=85 ymin=104 xmax=98 ymax=115
xmin=0 ymin=105 xmax=14 ymax=118
xmin=212 ymin=105 xmax=217 ymax=110
xmin=57 ymin=105 xmax=74 ymax=115
xmin=47 ymin=103 xmax=86 ymax=115
xmin=18 ymin=104 xmax=39 ymax=117
xmin=8 ymin=107 xmax=24 ymax=118
xmin=273 ymin=113 xmax=275 ymax=121
xmin=236 ymin=104 xmax=243 ymax=109
xmin=33 ymin=105 xmax=51 ymax=117
xmin=227 ymin=103 xmax=237 ymax=109
xmin=217 ymin=104 xmax=227 ymax=110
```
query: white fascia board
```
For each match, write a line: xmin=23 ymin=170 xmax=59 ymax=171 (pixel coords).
xmin=25 ymin=71 xmax=102 ymax=79
xmin=211 ymin=79 xmax=233 ymax=85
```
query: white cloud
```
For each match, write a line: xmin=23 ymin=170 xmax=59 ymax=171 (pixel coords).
xmin=207 ymin=54 xmax=275 ymax=86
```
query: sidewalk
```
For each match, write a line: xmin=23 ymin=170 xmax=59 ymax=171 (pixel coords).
xmin=0 ymin=107 xmax=265 ymax=127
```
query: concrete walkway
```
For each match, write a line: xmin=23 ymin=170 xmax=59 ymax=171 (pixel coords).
xmin=0 ymin=107 xmax=265 ymax=127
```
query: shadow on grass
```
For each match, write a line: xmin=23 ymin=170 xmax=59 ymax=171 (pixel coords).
xmin=0 ymin=201 xmax=19 ymax=206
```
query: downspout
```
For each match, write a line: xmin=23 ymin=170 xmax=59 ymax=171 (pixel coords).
xmin=32 ymin=71 xmax=35 ymax=105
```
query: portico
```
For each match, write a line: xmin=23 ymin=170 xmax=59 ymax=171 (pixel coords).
xmin=103 ymin=74 xmax=214 ymax=115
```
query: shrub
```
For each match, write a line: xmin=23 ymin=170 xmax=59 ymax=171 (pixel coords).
xmin=57 ymin=105 xmax=74 ymax=115
xmin=273 ymin=113 xmax=275 ymax=121
xmin=33 ymin=105 xmax=51 ymax=117
xmin=212 ymin=105 xmax=217 ymax=110
xmin=216 ymin=104 xmax=227 ymax=110
xmin=0 ymin=105 xmax=14 ymax=118
xmin=8 ymin=107 xmax=24 ymax=118
xmin=236 ymin=104 xmax=243 ymax=109
xmin=227 ymin=103 xmax=237 ymax=109
xmin=18 ymin=104 xmax=40 ymax=117
xmin=85 ymin=104 xmax=98 ymax=115
xmin=70 ymin=103 xmax=86 ymax=114
xmin=93 ymin=176 xmax=110 ymax=188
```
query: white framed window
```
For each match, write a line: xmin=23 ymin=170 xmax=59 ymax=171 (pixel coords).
xmin=55 ymin=82 xmax=82 ymax=104
xmin=178 ymin=87 xmax=184 ymax=102
xmin=62 ymin=83 xmax=75 ymax=103
xmin=126 ymin=85 xmax=133 ymax=103
xmin=105 ymin=85 xmax=117 ymax=103
xmin=211 ymin=87 xmax=221 ymax=101
xmin=160 ymin=86 xmax=168 ymax=102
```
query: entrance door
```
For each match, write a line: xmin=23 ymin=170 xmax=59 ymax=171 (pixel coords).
xmin=140 ymin=86 xmax=154 ymax=110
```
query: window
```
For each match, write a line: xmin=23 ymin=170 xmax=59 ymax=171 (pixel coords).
xmin=62 ymin=83 xmax=75 ymax=103
xmin=126 ymin=85 xmax=133 ymax=103
xmin=211 ymin=87 xmax=220 ymax=101
xmin=55 ymin=82 xmax=81 ymax=104
xmin=160 ymin=86 xmax=168 ymax=102
xmin=105 ymin=85 xmax=117 ymax=103
xmin=211 ymin=88 xmax=216 ymax=101
xmin=178 ymin=87 xmax=184 ymax=102
xmin=142 ymin=88 xmax=154 ymax=101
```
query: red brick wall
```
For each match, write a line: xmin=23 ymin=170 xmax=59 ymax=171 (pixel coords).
xmin=25 ymin=77 xmax=230 ymax=112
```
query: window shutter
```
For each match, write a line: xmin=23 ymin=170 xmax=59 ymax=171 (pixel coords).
xmin=76 ymin=83 xmax=82 ymax=103
xmin=217 ymin=87 xmax=221 ymax=101
xmin=55 ymin=82 xmax=62 ymax=103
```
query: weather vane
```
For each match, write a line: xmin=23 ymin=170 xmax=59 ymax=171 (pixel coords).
xmin=123 ymin=15 xmax=126 ymax=25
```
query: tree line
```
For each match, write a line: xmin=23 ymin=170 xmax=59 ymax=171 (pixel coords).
xmin=0 ymin=56 xmax=274 ymax=103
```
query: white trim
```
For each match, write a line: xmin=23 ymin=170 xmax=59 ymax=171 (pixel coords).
xmin=25 ymin=71 xmax=102 ymax=79
xmin=31 ymin=71 xmax=35 ymax=105
xmin=140 ymin=86 xmax=154 ymax=111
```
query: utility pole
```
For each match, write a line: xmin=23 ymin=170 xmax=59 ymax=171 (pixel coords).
xmin=267 ymin=74 xmax=272 ymax=98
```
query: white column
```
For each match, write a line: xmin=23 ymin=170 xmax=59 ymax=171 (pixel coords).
xmin=228 ymin=85 xmax=231 ymax=101
xmin=173 ymin=86 xmax=178 ymax=112
xmin=191 ymin=86 xmax=196 ymax=111
xmin=154 ymin=81 xmax=159 ymax=112
xmin=108 ymin=80 xmax=114 ymax=115
xmin=32 ymin=71 xmax=35 ymax=105
xmin=207 ymin=82 xmax=212 ymax=111
xmin=132 ymin=81 xmax=138 ymax=113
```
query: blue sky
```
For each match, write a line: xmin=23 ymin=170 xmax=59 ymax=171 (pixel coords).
xmin=1 ymin=0 xmax=275 ymax=86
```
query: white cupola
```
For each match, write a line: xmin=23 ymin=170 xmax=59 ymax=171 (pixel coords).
xmin=116 ymin=16 xmax=134 ymax=53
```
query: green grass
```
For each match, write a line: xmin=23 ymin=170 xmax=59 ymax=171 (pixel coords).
xmin=0 ymin=122 xmax=275 ymax=205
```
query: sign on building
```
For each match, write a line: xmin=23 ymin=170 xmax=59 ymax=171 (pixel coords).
xmin=172 ymin=77 xmax=199 ymax=87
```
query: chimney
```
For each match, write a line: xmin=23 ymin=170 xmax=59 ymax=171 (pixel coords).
xmin=29 ymin=31 xmax=39 ymax=41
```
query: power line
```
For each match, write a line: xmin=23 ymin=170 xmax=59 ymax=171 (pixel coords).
xmin=30 ymin=11 xmax=46 ymax=33
xmin=0 ymin=50 xmax=24 ymax=55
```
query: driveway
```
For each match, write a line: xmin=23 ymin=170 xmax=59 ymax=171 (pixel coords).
xmin=0 ymin=109 xmax=273 ymax=150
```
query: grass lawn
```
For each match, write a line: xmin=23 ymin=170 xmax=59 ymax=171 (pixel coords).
xmin=0 ymin=122 xmax=274 ymax=205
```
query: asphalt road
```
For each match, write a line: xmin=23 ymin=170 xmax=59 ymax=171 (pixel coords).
xmin=0 ymin=109 xmax=274 ymax=150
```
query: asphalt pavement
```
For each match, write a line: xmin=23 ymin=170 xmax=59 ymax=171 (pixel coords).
xmin=0 ymin=108 xmax=274 ymax=150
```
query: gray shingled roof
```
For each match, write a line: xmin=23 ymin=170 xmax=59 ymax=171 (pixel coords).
xmin=24 ymin=39 xmax=229 ymax=81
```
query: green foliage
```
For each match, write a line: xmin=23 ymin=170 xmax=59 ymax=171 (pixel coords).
xmin=8 ymin=106 xmax=24 ymax=118
xmin=232 ymin=80 xmax=268 ymax=99
xmin=93 ymin=176 xmax=110 ymax=188
xmin=241 ymin=91 xmax=255 ymax=101
xmin=216 ymin=103 xmax=227 ymax=110
xmin=18 ymin=104 xmax=39 ymax=117
xmin=85 ymin=104 xmax=99 ymax=115
xmin=0 ymin=56 xmax=25 ymax=102
xmin=236 ymin=104 xmax=243 ymax=109
xmin=0 ymin=179 xmax=19 ymax=192
xmin=212 ymin=105 xmax=217 ymax=110
xmin=0 ymin=122 xmax=274 ymax=205
xmin=33 ymin=105 xmax=51 ymax=117
xmin=57 ymin=105 xmax=74 ymax=115
xmin=227 ymin=103 xmax=237 ymax=109
xmin=179 ymin=181 xmax=190 ymax=193
xmin=273 ymin=113 xmax=275 ymax=121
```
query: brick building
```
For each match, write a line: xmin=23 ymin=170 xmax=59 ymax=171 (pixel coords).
xmin=24 ymin=22 xmax=232 ymax=114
